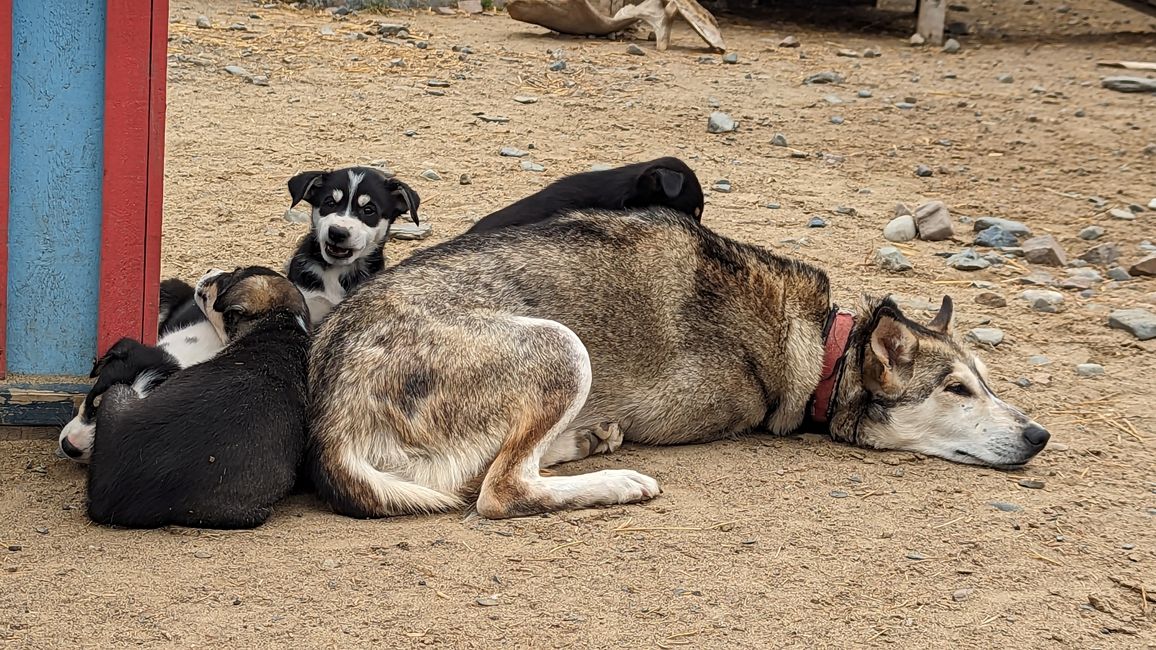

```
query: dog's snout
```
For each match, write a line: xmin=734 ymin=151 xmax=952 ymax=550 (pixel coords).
xmin=60 ymin=437 xmax=84 ymax=459
xmin=1022 ymin=424 xmax=1050 ymax=448
xmin=328 ymin=226 xmax=351 ymax=244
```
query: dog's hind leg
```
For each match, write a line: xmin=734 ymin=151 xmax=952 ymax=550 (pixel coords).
xmin=476 ymin=318 xmax=660 ymax=519
xmin=540 ymin=421 xmax=624 ymax=468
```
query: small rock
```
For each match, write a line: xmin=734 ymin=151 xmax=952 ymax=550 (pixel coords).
xmin=626 ymin=44 xmax=645 ymax=56
xmin=707 ymin=112 xmax=737 ymax=134
xmin=771 ymin=133 xmax=788 ymax=147
xmin=195 ymin=15 xmax=211 ymax=29
xmin=476 ymin=596 xmax=499 ymax=607
xmin=1017 ymin=479 xmax=1046 ymax=489
xmin=883 ymin=215 xmax=917 ymax=242
xmin=500 ymin=146 xmax=528 ymax=158
xmin=953 ymin=588 xmax=974 ymax=602
xmin=973 ymin=217 xmax=1031 ymax=237
xmin=895 ymin=203 xmax=913 ymax=218
xmin=1079 ymin=243 xmax=1120 ymax=265
xmin=779 ymin=36 xmax=800 ymax=48
xmin=967 ymin=328 xmax=1004 ymax=346
xmin=823 ymin=94 xmax=844 ymax=105
xmin=521 ymin=160 xmax=545 ymax=172
xmin=1021 ymin=235 xmax=1067 ymax=266
xmin=1101 ymin=76 xmax=1156 ymax=93
xmin=804 ymin=71 xmax=844 ymax=85
xmin=906 ymin=552 xmax=927 ymax=560
xmin=427 ymin=79 xmax=450 ymax=88
xmin=807 ymin=216 xmax=827 ymax=228
xmin=1108 ymin=308 xmax=1156 ymax=340
xmin=459 ymin=174 xmax=471 ymax=185
xmin=765 ymin=203 xmax=781 ymax=209
xmin=249 ymin=75 xmax=269 ymax=87
xmin=829 ymin=490 xmax=850 ymax=498
xmin=711 ymin=180 xmax=732 ymax=193
xmin=224 ymin=65 xmax=249 ymax=77
xmin=1075 ymin=363 xmax=1104 ymax=377
xmin=229 ymin=23 xmax=248 ymax=31
xmin=1021 ymin=289 xmax=1065 ymax=313
xmin=943 ymin=38 xmax=961 ymax=53
xmin=722 ymin=53 xmax=738 ymax=64
xmin=8 ymin=545 xmax=21 ymax=552
xmin=420 ymin=169 xmax=442 ymax=181
xmin=863 ymin=47 xmax=881 ymax=58
xmin=194 ymin=550 xmax=213 ymax=559
xmin=830 ymin=115 xmax=845 ymax=125
xmin=1149 ymin=198 xmax=1156 ymax=209
xmin=1028 ymin=355 xmax=1051 ymax=366
xmin=1106 ymin=267 xmax=1131 ymax=281
xmin=390 ymin=223 xmax=432 ymax=241
xmin=915 ymin=164 xmax=933 ymax=178
xmin=1018 ymin=271 xmax=1054 ymax=286
xmin=974 ymin=226 xmax=1018 ymax=248
xmin=548 ymin=60 xmax=567 ymax=72
xmin=477 ymin=114 xmax=510 ymax=124
xmin=1108 ymin=208 xmax=1134 ymax=221
xmin=997 ymin=73 xmax=1014 ymax=83
xmin=836 ymin=49 xmax=859 ymax=58
xmin=990 ymin=501 xmax=1022 ymax=512
xmin=1128 ymin=255 xmax=1156 ymax=276
xmin=858 ymin=89 xmax=873 ymax=98
xmin=1078 ymin=225 xmax=1105 ymax=241
xmin=876 ymin=247 xmax=913 ymax=272
xmin=914 ymin=201 xmax=953 ymax=241
xmin=947 ymin=249 xmax=990 ymax=271
xmin=513 ymin=95 xmax=538 ymax=104
xmin=909 ymin=33 xmax=926 ymax=46
xmin=975 ymin=292 xmax=1006 ymax=308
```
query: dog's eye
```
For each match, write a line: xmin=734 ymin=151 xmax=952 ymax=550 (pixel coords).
xmin=944 ymin=383 xmax=972 ymax=397
xmin=362 ymin=204 xmax=376 ymax=215
xmin=323 ymin=198 xmax=337 ymax=208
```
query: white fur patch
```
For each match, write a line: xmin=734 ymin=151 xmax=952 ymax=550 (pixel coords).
xmin=357 ymin=194 xmax=371 ymax=207
xmin=157 ymin=319 xmax=225 ymax=368
xmin=331 ymin=188 xmax=343 ymax=202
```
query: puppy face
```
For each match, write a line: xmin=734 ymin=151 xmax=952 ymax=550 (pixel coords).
xmin=287 ymin=167 xmax=420 ymax=267
xmin=195 ymin=266 xmax=309 ymax=342
xmin=627 ymin=159 xmax=705 ymax=221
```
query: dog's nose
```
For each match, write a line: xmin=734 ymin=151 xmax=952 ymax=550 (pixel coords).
xmin=60 ymin=437 xmax=84 ymax=459
xmin=328 ymin=226 xmax=351 ymax=244
xmin=1022 ymin=424 xmax=1050 ymax=448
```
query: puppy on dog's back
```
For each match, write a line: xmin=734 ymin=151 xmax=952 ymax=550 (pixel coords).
xmin=86 ymin=267 xmax=311 ymax=529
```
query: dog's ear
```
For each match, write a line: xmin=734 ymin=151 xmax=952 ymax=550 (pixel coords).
xmin=644 ymin=166 xmax=686 ymax=200
xmin=89 ymin=338 xmax=137 ymax=378
xmin=387 ymin=179 xmax=421 ymax=226
xmin=862 ymin=306 xmax=919 ymax=397
xmin=926 ymin=295 xmax=954 ymax=335
xmin=288 ymin=171 xmax=326 ymax=208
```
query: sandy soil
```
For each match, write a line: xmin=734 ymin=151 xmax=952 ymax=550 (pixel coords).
xmin=3 ymin=1 xmax=1155 ymax=647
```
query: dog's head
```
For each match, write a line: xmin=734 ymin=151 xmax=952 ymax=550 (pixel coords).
xmin=850 ymin=295 xmax=1049 ymax=468
xmin=287 ymin=167 xmax=420 ymax=267
xmin=195 ymin=266 xmax=309 ymax=342
xmin=623 ymin=157 xmax=705 ymax=221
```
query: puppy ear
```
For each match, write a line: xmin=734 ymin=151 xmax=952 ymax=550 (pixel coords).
xmin=645 ymin=167 xmax=686 ymax=199
xmin=926 ymin=295 xmax=954 ymax=334
xmin=90 ymin=338 xmax=137 ymax=377
xmin=387 ymin=179 xmax=421 ymax=226
xmin=862 ymin=310 xmax=919 ymax=397
xmin=287 ymin=171 xmax=326 ymax=208
xmin=221 ymin=305 xmax=246 ymax=335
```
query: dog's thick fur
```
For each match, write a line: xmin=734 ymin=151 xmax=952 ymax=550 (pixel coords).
xmin=86 ymin=267 xmax=310 ymax=529
xmin=308 ymin=209 xmax=1049 ymax=520
xmin=466 ymin=157 xmax=704 ymax=234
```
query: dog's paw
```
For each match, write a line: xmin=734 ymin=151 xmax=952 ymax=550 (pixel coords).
xmin=588 ymin=421 xmax=624 ymax=456
xmin=596 ymin=469 xmax=661 ymax=504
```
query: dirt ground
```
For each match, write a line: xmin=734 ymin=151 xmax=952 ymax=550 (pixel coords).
xmin=3 ymin=0 xmax=1155 ymax=647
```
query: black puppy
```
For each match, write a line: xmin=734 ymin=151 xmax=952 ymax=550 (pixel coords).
xmin=86 ymin=266 xmax=311 ymax=529
xmin=285 ymin=166 xmax=420 ymax=326
xmin=466 ymin=157 xmax=704 ymax=233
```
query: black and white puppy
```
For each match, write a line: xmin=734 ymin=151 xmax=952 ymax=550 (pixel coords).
xmin=466 ymin=156 xmax=704 ymax=234
xmin=86 ymin=266 xmax=311 ymax=530
xmin=58 ymin=278 xmax=225 ymax=463
xmin=285 ymin=166 xmax=420 ymax=326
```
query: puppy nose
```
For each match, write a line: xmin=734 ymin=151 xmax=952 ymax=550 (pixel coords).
xmin=1022 ymin=424 xmax=1050 ymax=448
xmin=60 ymin=437 xmax=84 ymax=459
xmin=328 ymin=226 xmax=351 ymax=243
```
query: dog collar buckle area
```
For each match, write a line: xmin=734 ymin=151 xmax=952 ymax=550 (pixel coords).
xmin=808 ymin=307 xmax=855 ymax=426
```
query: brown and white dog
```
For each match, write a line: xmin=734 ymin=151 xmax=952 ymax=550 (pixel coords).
xmin=306 ymin=209 xmax=1050 ymax=520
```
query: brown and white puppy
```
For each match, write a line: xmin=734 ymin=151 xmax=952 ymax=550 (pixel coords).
xmin=86 ymin=267 xmax=310 ymax=529
xmin=306 ymin=209 xmax=1049 ymax=520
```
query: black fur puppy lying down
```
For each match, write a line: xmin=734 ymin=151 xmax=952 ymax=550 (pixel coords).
xmin=86 ymin=267 xmax=311 ymax=530
xmin=466 ymin=156 xmax=704 ymax=233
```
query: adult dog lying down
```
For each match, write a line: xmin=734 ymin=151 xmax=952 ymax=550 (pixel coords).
xmin=308 ymin=209 xmax=1050 ymax=519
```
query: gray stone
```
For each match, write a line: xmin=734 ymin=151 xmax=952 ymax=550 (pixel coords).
xmin=427 ymin=79 xmax=450 ymax=88
xmin=1021 ymin=289 xmax=1065 ymax=313
xmin=378 ymin=23 xmax=408 ymax=36
xmin=997 ymin=73 xmax=1014 ymax=83
xmin=1018 ymin=479 xmax=1045 ymax=489
xmin=830 ymin=115 xmax=845 ymax=125
xmin=477 ymin=114 xmax=510 ymax=124
xmin=459 ymin=174 xmax=471 ymax=185
xmin=589 ymin=163 xmax=613 ymax=172
xmin=229 ymin=23 xmax=249 ymax=32
xmin=974 ymin=217 xmax=1031 ymax=237
xmin=858 ymin=89 xmax=873 ymax=98
xmin=974 ymin=226 xmax=1017 ymax=248
xmin=779 ymin=35 xmax=800 ymax=48
xmin=1079 ymin=243 xmax=1120 ymax=265
xmin=1108 ymin=308 xmax=1156 ymax=340
xmin=863 ymin=47 xmax=881 ymax=58
xmin=883 ymin=215 xmax=917 ymax=243
xmin=224 ymin=65 xmax=249 ymax=76
xmin=895 ymin=203 xmax=913 ymax=218
xmin=420 ymin=169 xmax=441 ymax=181
xmin=548 ymin=60 xmax=567 ymax=72
xmin=1109 ymin=208 xmax=1135 ymax=221
xmin=500 ymin=146 xmax=528 ymax=158
xmin=1101 ymin=76 xmax=1156 ymax=93
xmin=771 ymin=133 xmax=788 ymax=147
xmin=390 ymin=223 xmax=432 ymax=241
xmin=804 ymin=71 xmax=844 ymax=85
xmin=520 ymin=160 xmax=545 ymax=172
xmin=1128 ymin=254 xmax=1156 ymax=276
xmin=707 ymin=112 xmax=737 ymax=134
xmin=915 ymin=201 xmax=953 ymax=241
xmin=723 ymin=53 xmax=739 ymax=64
xmin=953 ymin=588 xmax=974 ymax=602
xmin=915 ymin=164 xmax=934 ymax=177
xmin=513 ymin=95 xmax=538 ymax=104
xmin=975 ymin=292 xmax=1007 ymax=308
xmin=807 ymin=216 xmax=827 ymax=228
xmin=876 ymin=246 xmax=913 ymax=272
xmin=1017 ymin=271 xmax=1054 ymax=286
xmin=909 ymin=33 xmax=926 ymax=46
xmin=249 ymin=75 xmax=269 ymax=87
xmin=990 ymin=501 xmax=1022 ymax=512
xmin=1028 ymin=355 xmax=1051 ymax=366
xmin=967 ymin=328 xmax=1004 ymax=346
xmin=947 ymin=249 xmax=990 ymax=271
xmin=626 ymin=44 xmax=645 ymax=56
xmin=1022 ymin=235 xmax=1067 ymax=266
xmin=1075 ymin=363 xmax=1104 ymax=377
xmin=1078 ymin=225 xmax=1105 ymax=241
xmin=834 ymin=206 xmax=857 ymax=216
xmin=195 ymin=15 xmax=211 ymax=29
xmin=829 ymin=490 xmax=850 ymax=498
xmin=1107 ymin=266 xmax=1132 ymax=281
xmin=943 ymin=38 xmax=961 ymax=53
xmin=895 ymin=102 xmax=917 ymax=110
xmin=476 ymin=596 xmax=499 ymax=607
xmin=711 ymin=180 xmax=732 ymax=193
xmin=836 ymin=49 xmax=859 ymax=58
xmin=824 ymin=94 xmax=844 ymax=105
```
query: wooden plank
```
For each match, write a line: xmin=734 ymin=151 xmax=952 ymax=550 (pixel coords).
xmin=0 ymin=0 xmax=12 ymax=378
xmin=143 ymin=0 xmax=169 ymax=346
xmin=916 ymin=0 xmax=946 ymax=46
xmin=1097 ymin=60 xmax=1156 ymax=71
xmin=0 ymin=382 xmax=89 ymax=427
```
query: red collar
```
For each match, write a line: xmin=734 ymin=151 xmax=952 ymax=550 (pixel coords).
xmin=809 ymin=309 xmax=855 ymax=425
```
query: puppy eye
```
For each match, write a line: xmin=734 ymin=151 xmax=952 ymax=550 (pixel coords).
xmin=945 ymin=383 xmax=972 ymax=397
xmin=323 ymin=198 xmax=337 ymax=208
xmin=363 ymin=204 xmax=376 ymax=215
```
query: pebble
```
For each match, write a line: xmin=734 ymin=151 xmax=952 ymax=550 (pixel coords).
xmin=711 ymin=180 xmax=732 ymax=193
xmin=1079 ymin=243 xmax=1120 ymax=266
xmin=707 ymin=111 xmax=737 ymax=133
xmin=249 ymin=75 xmax=269 ymax=87
xmin=513 ymin=95 xmax=538 ymax=104
xmin=990 ymin=501 xmax=1022 ymax=512
xmin=378 ymin=23 xmax=408 ymax=36
xmin=1108 ymin=308 xmax=1156 ymax=340
xmin=975 ymin=292 xmax=1007 ymax=308
xmin=1017 ymin=479 xmax=1046 ymax=489
xmin=836 ymin=49 xmax=859 ymax=58
xmin=1150 ymin=198 xmax=1156 ymax=209
xmin=779 ymin=36 xmax=800 ymax=48
xmin=863 ymin=47 xmax=881 ymax=58
xmin=824 ymin=94 xmax=844 ymax=105
xmin=830 ymin=115 xmax=845 ymax=125
xmin=459 ymin=174 xmax=471 ymax=185
xmin=895 ymin=102 xmax=916 ymax=110
xmin=626 ymin=44 xmax=645 ymax=56
xmin=876 ymin=246 xmax=913 ymax=272
xmin=476 ymin=596 xmax=499 ymax=607
xmin=947 ymin=249 xmax=990 ymax=271
xmin=194 ymin=550 xmax=213 ymax=559
xmin=1078 ymin=225 xmax=1105 ymax=241
xmin=906 ymin=552 xmax=927 ymax=561
xmin=967 ymin=327 xmax=1004 ymax=346
xmin=915 ymin=201 xmax=953 ymax=241
xmin=953 ymin=588 xmax=974 ymax=602
xmin=224 ymin=65 xmax=249 ymax=76
xmin=420 ymin=169 xmax=442 ymax=181
xmin=8 ymin=544 xmax=21 ymax=552
xmin=229 ymin=23 xmax=248 ymax=31
xmin=804 ymin=71 xmax=844 ymax=85
xmin=723 ymin=53 xmax=739 ymax=64
xmin=415 ymin=41 xmax=429 ymax=49
xmin=771 ymin=133 xmax=788 ymax=147
xmin=1101 ymin=76 xmax=1156 ymax=93
xmin=997 ymin=73 xmax=1014 ymax=83
xmin=915 ymin=164 xmax=934 ymax=177
xmin=909 ymin=33 xmax=926 ymax=46
xmin=1022 ymin=235 xmax=1067 ymax=266
xmin=1021 ymin=289 xmax=1065 ymax=313
xmin=1128 ymin=254 xmax=1156 ymax=276
xmin=548 ymin=60 xmax=567 ymax=72
xmin=858 ymin=89 xmax=873 ymax=98
xmin=427 ymin=79 xmax=450 ymax=88
xmin=1106 ymin=267 xmax=1131 ymax=281
xmin=973 ymin=217 xmax=1030 ymax=237
xmin=1075 ymin=363 xmax=1104 ymax=377
xmin=765 ymin=203 xmax=781 ymax=209
xmin=477 ymin=114 xmax=510 ymax=124
xmin=883 ymin=215 xmax=917 ymax=242
xmin=974 ymin=226 xmax=1018 ymax=248
xmin=500 ymin=146 xmax=528 ymax=158
xmin=807 ymin=216 xmax=828 ymax=228
xmin=943 ymin=38 xmax=961 ymax=53
xmin=195 ymin=15 xmax=211 ymax=29
xmin=1108 ymin=208 xmax=1135 ymax=221
xmin=391 ymin=223 xmax=432 ymax=241
xmin=829 ymin=490 xmax=850 ymax=498
xmin=520 ymin=161 xmax=545 ymax=172
xmin=1028 ymin=355 xmax=1051 ymax=366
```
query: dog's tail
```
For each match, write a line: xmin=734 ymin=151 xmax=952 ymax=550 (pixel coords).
xmin=158 ymin=278 xmax=195 ymax=330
